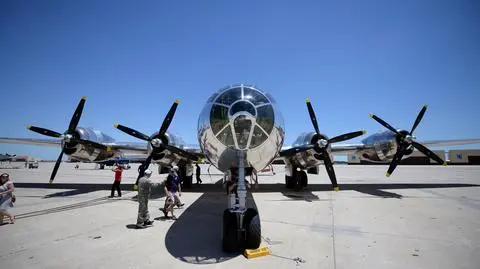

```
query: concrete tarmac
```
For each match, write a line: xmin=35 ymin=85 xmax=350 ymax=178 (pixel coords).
xmin=0 ymin=163 xmax=479 ymax=269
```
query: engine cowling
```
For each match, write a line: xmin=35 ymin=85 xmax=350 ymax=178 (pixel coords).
xmin=67 ymin=127 xmax=117 ymax=162
xmin=145 ymin=131 xmax=188 ymax=165
xmin=284 ymin=131 xmax=334 ymax=172
xmin=357 ymin=130 xmax=414 ymax=162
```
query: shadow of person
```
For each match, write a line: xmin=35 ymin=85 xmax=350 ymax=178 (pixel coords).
xmin=154 ymin=216 xmax=176 ymax=222
xmin=165 ymin=191 xmax=258 ymax=264
xmin=125 ymin=224 xmax=138 ymax=229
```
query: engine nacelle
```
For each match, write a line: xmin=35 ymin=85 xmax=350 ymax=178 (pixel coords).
xmin=67 ymin=127 xmax=117 ymax=162
xmin=145 ymin=131 xmax=191 ymax=167
xmin=357 ymin=130 xmax=414 ymax=162
xmin=284 ymin=131 xmax=333 ymax=171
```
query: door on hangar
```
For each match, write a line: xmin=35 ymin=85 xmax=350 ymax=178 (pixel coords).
xmin=468 ymin=156 xmax=480 ymax=165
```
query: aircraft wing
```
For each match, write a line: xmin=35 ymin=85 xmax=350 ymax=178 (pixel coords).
xmin=323 ymin=138 xmax=480 ymax=155
xmin=0 ymin=137 xmax=150 ymax=154
xmin=104 ymin=142 xmax=149 ymax=154
xmin=0 ymin=137 xmax=62 ymax=147
xmin=279 ymin=144 xmax=372 ymax=157
xmin=417 ymin=139 xmax=480 ymax=148
xmin=0 ymin=137 xmax=204 ymax=162
xmin=330 ymin=143 xmax=372 ymax=155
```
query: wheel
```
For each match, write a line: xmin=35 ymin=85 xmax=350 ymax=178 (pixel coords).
xmin=285 ymin=175 xmax=295 ymax=189
xmin=183 ymin=175 xmax=193 ymax=189
xmin=243 ymin=208 xmax=261 ymax=249
xmin=300 ymin=170 xmax=308 ymax=187
xmin=222 ymin=209 xmax=240 ymax=252
xmin=293 ymin=170 xmax=302 ymax=190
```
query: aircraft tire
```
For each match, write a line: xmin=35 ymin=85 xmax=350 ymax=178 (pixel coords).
xmin=183 ymin=175 xmax=193 ymax=189
xmin=293 ymin=170 xmax=303 ymax=190
xmin=222 ymin=209 xmax=239 ymax=253
xmin=244 ymin=208 xmax=261 ymax=249
xmin=285 ymin=175 xmax=295 ymax=189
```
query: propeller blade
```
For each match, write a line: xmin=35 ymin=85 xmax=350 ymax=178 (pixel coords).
xmin=114 ymin=123 xmax=151 ymax=141
xmin=369 ymin=114 xmax=399 ymax=134
xmin=67 ymin=97 xmax=87 ymax=134
xmin=386 ymin=146 xmax=405 ymax=177
xmin=158 ymin=100 xmax=180 ymax=137
xmin=306 ymin=99 xmax=320 ymax=135
xmin=279 ymin=145 xmax=316 ymax=157
xmin=50 ymin=150 xmax=64 ymax=183
xmin=328 ymin=130 xmax=366 ymax=144
xmin=27 ymin=125 xmax=62 ymax=138
xmin=164 ymin=144 xmax=200 ymax=161
xmin=322 ymin=154 xmax=339 ymax=191
xmin=410 ymin=105 xmax=428 ymax=135
xmin=135 ymin=154 xmax=153 ymax=186
xmin=412 ymin=141 xmax=446 ymax=165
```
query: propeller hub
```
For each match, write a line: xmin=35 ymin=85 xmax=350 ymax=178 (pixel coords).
xmin=404 ymin=134 xmax=415 ymax=144
xmin=318 ymin=139 xmax=328 ymax=148
xmin=151 ymin=138 xmax=163 ymax=148
xmin=64 ymin=134 xmax=73 ymax=143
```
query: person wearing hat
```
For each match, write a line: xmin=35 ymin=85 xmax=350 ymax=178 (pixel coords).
xmin=135 ymin=169 xmax=157 ymax=229
xmin=162 ymin=165 xmax=184 ymax=213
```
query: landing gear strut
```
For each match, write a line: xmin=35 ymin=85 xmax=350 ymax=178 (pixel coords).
xmin=285 ymin=168 xmax=308 ymax=189
xmin=222 ymin=152 xmax=262 ymax=253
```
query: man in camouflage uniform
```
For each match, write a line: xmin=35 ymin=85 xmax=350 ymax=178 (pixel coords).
xmin=136 ymin=169 xmax=157 ymax=229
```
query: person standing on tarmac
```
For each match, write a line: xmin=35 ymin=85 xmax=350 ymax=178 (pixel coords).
xmin=164 ymin=166 xmax=184 ymax=208
xmin=195 ymin=163 xmax=202 ymax=184
xmin=136 ymin=169 xmax=158 ymax=229
xmin=110 ymin=165 xmax=123 ymax=198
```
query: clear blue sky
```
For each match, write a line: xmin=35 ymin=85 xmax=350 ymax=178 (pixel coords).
xmin=1 ymin=0 xmax=479 ymax=160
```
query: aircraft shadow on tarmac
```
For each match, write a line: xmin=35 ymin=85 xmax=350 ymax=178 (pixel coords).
xmin=14 ymin=181 xmax=480 ymax=201
xmin=162 ymin=191 xmax=258 ymax=264
xmin=183 ymin=182 xmax=480 ymax=200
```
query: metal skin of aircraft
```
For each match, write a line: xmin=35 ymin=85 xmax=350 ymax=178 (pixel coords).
xmin=1 ymin=84 xmax=480 ymax=252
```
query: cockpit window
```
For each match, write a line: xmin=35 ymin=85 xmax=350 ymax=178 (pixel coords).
xmin=243 ymin=87 xmax=269 ymax=106
xmin=256 ymin=105 xmax=274 ymax=135
xmin=217 ymin=127 xmax=235 ymax=147
xmin=207 ymin=92 xmax=218 ymax=103
xmin=250 ymin=125 xmax=268 ymax=148
xmin=210 ymin=104 xmax=229 ymax=135
xmin=265 ymin=92 xmax=276 ymax=104
xmin=216 ymin=87 xmax=242 ymax=105
xmin=230 ymin=101 xmax=256 ymax=116
xmin=233 ymin=115 xmax=252 ymax=150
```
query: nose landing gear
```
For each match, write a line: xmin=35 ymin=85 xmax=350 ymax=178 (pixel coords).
xmin=221 ymin=152 xmax=262 ymax=253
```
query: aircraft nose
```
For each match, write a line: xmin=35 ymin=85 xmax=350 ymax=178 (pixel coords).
xmin=207 ymin=85 xmax=276 ymax=150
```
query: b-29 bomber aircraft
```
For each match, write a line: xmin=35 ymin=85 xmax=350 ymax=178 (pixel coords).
xmin=1 ymin=84 xmax=479 ymax=252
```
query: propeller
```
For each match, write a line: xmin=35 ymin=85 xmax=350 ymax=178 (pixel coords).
xmin=369 ymin=105 xmax=446 ymax=177
xmin=114 ymin=99 xmax=199 ymax=188
xmin=27 ymin=97 xmax=105 ymax=183
xmin=280 ymin=99 xmax=366 ymax=191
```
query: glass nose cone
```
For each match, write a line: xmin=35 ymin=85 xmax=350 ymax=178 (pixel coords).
xmin=233 ymin=115 xmax=252 ymax=150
